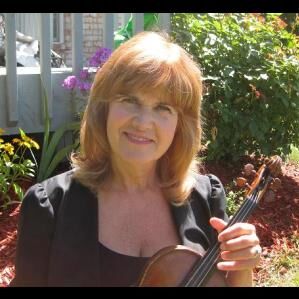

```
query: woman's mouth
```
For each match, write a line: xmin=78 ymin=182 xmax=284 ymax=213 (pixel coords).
xmin=124 ymin=132 xmax=154 ymax=144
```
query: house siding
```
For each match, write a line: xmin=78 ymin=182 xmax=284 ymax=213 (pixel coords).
xmin=53 ymin=13 xmax=123 ymax=68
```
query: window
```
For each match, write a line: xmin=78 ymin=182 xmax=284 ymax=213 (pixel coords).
xmin=53 ymin=13 xmax=64 ymax=43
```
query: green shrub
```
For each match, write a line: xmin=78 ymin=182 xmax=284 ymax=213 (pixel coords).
xmin=171 ymin=13 xmax=299 ymax=161
xmin=287 ymin=145 xmax=299 ymax=163
xmin=37 ymin=80 xmax=80 ymax=182
xmin=0 ymin=128 xmax=39 ymax=208
xmin=224 ymin=184 xmax=246 ymax=217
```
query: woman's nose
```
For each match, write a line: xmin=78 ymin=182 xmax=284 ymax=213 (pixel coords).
xmin=131 ymin=106 xmax=154 ymax=130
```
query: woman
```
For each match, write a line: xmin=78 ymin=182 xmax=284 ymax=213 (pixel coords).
xmin=11 ymin=31 xmax=261 ymax=287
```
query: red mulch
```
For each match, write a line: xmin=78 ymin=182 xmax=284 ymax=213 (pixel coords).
xmin=0 ymin=160 xmax=298 ymax=287
xmin=0 ymin=204 xmax=19 ymax=287
xmin=203 ymin=159 xmax=299 ymax=285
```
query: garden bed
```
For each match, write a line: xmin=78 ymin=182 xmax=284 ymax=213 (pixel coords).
xmin=0 ymin=159 xmax=298 ymax=287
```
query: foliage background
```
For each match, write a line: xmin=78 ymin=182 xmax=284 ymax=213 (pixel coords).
xmin=171 ymin=13 xmax=299 ymax=161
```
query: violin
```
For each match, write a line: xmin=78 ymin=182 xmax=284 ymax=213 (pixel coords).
xmin=137 ymin=155 xmax=282 ymax=287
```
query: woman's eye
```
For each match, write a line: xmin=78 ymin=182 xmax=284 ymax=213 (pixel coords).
xmin=156 ymin=104 xmax=174 ymax=114
xmin=121 ymin=97 xmax=137 ymax=104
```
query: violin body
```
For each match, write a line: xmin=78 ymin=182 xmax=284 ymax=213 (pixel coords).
xmin=137 ymin=156 xmax=282 ymax=287
xmin=137 ymin=245 xmax=227 ymax=287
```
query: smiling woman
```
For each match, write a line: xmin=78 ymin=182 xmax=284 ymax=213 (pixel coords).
xmin=11 ymin=31 xmax=261 ymax=287
xmin=74 ymin=31 xmax=203 ymax=202
xmin=106 ymin=92 xmax=178 ymax=167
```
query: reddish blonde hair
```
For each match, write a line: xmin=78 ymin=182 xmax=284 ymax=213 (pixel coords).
xmin=71 ymin=31 xmax=203 ymax=204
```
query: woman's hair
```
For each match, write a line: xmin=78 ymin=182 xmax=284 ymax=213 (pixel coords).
xmin=71 ymin=31 xmax=203 ymax=205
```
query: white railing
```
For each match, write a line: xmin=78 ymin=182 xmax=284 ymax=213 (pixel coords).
xmin=0 ymin=13 xmax=171 ymax=135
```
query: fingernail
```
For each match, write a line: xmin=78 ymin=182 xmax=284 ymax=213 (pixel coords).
xmin=217 ymin=263 xmax=225 ymax=271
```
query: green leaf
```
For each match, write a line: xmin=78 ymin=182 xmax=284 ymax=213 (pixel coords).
xmin=39 ymin=78 xmax=51 ymax=178
xmin=3 ymin=154 xmax=10 ymax=163
xmin=244 ymin=74 xmax=253 ymax=81
xmin=12 ymin=183 xmax=24 ymax=201
xmin=249 ymin=121 xmax=258 ymax=136
xmin=37 ymin=76 xmax=80 ymax=182
xmin=43 ymin=139 xmax=80 ymax=180
xmin=280 ymin=96 xmax=289 ymax=108
xmin=114 ymin=13 xmax=159 ymax=49
xmin=260 ymin=74 xmax=269 ymax=80
xmin=19 ymin=128 xmax=26 ymax=139
xmin=37 ymin=121 xmax=79 ymax=182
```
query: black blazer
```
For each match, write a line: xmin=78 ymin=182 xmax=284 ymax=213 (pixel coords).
xmin=10 ymin=170 xmax=228 ymax=287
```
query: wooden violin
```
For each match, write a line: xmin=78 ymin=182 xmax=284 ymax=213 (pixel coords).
xmin=137 ymin=155 xmax=282 ymax=287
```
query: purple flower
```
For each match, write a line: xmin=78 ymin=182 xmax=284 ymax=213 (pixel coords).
xmin=77 ymin=81 xmax=92 ymax=92
xmin=79 ymin=69 xmax=89 ymax=80
xmin=62 ymin=47 xmax=112 ymax=105
xmin=62 ymin=75 xmax=78 ymax=90
xmin=84 ymin=82 xmax=92 ymax=90
xmin=88 ymin=47 xmax=112 ymax=67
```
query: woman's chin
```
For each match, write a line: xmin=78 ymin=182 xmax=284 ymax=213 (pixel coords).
xmin=119 ymin=153 xmax=158 ymax=166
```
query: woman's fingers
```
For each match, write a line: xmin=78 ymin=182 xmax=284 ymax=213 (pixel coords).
xmin=217 ymin=253 xmax=261 ymax=271
xmin=220 ymin=244 xmax=262 ymax=261
xmin=209 ymin=217 xmax=228 ymax=234
xmin=209 ymin=217 xmax=261 ymax=272
xmin=220 ymin=234 xmax=260 ymax=251
xmin=218 ymin=222 xmax=256 ymax=242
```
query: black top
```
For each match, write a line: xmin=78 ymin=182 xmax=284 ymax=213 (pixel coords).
xmin=98 ymin=242 xmax=149 ymax=287
xmin=11 ymin=170 xmax=228 ymax=287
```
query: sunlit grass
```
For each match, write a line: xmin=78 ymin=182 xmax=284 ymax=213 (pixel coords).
xmin=261 ymin=265 xmax=299 ymax=287
xmin=287 ymin=145 xmax=299 ymax=164
xmin=256 ymin=234 xmax=299 ymax=287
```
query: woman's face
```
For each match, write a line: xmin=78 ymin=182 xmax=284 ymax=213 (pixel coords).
xmin=106 ymin=91 xmax=178 ymax=166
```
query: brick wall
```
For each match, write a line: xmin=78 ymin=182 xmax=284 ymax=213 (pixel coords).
xmin=53 ymin=13 xmax=123 ymax=68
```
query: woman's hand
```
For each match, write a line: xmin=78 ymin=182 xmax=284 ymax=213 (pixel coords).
xmin=210 ymin=217 xmax=261 ymax=272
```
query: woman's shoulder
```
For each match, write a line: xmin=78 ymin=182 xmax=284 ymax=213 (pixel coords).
xmin=192 ymin=172 xmax=228 ymax=221
xmin=21 ymin=169 xmax=79 ymax=212
xmin=41 ymin=168 xmax=75 ymax=187
xmin=25 ymin=168 xmax=74 ymax=193
xmin=192 ymin=172 xmax=225 ymax=200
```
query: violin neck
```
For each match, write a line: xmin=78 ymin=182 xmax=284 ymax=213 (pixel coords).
xmin=182 ymin=184 xmax=267 ymax=287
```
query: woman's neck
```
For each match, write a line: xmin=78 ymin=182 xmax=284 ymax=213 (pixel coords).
xmin=107 ymin=157 xmax=159 ymax=193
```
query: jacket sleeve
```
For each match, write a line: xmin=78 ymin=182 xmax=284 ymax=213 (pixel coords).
xmin=9 ymin=183 xmax=56 ymax=287
xmin=206 ymin=174 xmax=229 ymax=222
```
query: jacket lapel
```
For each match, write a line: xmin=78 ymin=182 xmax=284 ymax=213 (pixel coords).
xmin=170 ymin=191 xmax=213 ymax=255
xmin=48 ymin=180 xmax=100 ymax=286
xmin=47 ymin=174 xmax=214 ymax=286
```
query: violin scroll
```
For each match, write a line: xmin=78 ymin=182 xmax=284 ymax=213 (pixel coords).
xmin=265 ymin=155 xmax=282 ymax=178
xmin=236 ymin=155 xmax=282 ymax=204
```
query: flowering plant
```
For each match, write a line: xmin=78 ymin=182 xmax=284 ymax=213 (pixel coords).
xmin=62 ymin=47 xmax=112 ymax=119
xmin=0 ymin=128 xmax=39 ymax=208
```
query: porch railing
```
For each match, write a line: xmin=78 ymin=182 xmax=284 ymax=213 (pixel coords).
xmin=0 ymin=13 xmax=171 ymax=135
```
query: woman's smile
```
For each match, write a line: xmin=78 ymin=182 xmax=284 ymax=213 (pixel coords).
xmin=107 ymin=91 xmax=178 ymax=164
xmin=124 ymin=132 xmax=154 ymax=145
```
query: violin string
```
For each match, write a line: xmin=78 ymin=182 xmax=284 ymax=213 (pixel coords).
xmin=230 ymin=174 xmax=272 ymax=225
xmin=184 ymin=190 xmax=259 ymax=287
xmin=229 ymin=189 xmax=260 ymax=225
xmin=187 ymin=171 xmax=271 ymax=287
xmin=185 ymin=167 xmax=273 ymax=286
xmin=184 ymin=188 xmax=261 ymax=287
xmin=193 ymin=190 xmax=261 ymax=286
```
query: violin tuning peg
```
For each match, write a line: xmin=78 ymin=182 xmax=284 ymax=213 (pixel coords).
xmin=243 ymin=164 xmax=254 ymax=177
xmin=236 ymin=177 xmax=247 ymax=188
xmin=264 ymin=157 xmax=270 ymax=164
xmin=245 ymin=183 xmax=251 ymax=190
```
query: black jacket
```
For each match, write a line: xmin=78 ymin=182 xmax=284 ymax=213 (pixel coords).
xmin=10 ymin=170 xmax=228 ymax=287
